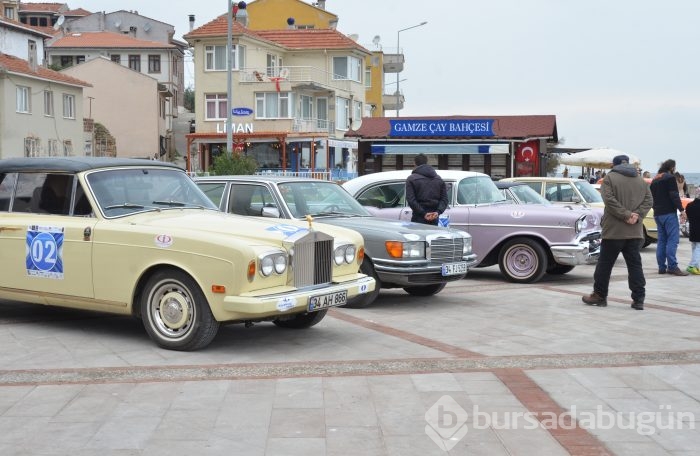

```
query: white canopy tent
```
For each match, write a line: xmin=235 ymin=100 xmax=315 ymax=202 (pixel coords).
xmin=559 ymin=148 xmax=641 ymax=169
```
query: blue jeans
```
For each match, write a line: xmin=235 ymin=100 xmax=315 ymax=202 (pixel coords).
xmin=690 ymin=241 xmax=700 ymax=268
xmin=655 ymin=212 xmax=680 ymax=271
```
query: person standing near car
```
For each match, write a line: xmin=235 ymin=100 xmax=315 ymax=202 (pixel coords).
xmin=651 ymin=159 xmax=688 ymax=276
xmin=406 ymin=153 xmax=448 ymax=225
xmin=685 ymin=187 xmax=700 ymax=275
xmin=583 ymin=155 xmax=653 ymax=310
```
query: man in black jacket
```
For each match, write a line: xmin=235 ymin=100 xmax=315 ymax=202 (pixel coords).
xmin=650 ymin=159 xmax=688 ymax=276
xmin=406 ymin=154 xmax=448 ymax=225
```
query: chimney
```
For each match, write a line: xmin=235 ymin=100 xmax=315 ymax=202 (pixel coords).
xmin=188 ymin=14 xmax=195 ymax=32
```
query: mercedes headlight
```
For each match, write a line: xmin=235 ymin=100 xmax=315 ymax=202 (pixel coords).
xmin=385 ymin=241 xmax=426 ymax=259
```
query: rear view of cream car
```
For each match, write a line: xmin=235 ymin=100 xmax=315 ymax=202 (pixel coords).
xmin=0 ymin=157 xmax=374 ymax=351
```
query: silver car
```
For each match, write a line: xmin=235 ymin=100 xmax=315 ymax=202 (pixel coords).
xmin=343 ymin=170 xmax=601 ymax=284
xmin=195 ymin=176 xmax=478 ymax=308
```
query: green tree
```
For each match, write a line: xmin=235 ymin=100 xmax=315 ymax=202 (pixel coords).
xmin=184 ymin=85 xmax=195 ymax=112
xmin=210 ymin=151 xmax=258 ymax=176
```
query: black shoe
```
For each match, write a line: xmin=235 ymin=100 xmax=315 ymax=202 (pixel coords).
xmin=658 ymin=269 xmax=667 ymax=274
xmin=582 ymin=293 xmax=607 ymax=307
xmin=631 ymin=302 xmax=644 ymax=310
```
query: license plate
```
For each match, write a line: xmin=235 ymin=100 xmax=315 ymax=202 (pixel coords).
xmin=442 ymin=262 xmax=468 ymax=276
xmin=308 ymin=290 xmax=347 ymax=312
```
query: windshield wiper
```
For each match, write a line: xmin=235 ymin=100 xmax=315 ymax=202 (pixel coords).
xmin=309 ymin=211 xmax=355 ymax=217
xmin=152 ymin=200 xmax=187 ymax=207
xmin=104 ymin=202 xmax=147 ymax=210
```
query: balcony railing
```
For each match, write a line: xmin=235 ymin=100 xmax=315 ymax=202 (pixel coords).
xmin=382 ymin=53 xmax=405 ymax=73
xmin=382 ymin=91 xmax=405 ymax=111
xmin=292 ymin=118 xmax=335 ymax=134
xmin=239 ymin=66 xmax=360 ymax=95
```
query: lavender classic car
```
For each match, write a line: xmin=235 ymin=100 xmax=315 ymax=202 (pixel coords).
xmin=195 ymin=175 xmax=478 ymax=308
xmin=343 ymin=170 xmax=602 ymax=283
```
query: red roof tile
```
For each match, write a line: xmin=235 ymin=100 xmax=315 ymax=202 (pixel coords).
xmin=183 ymin=14 xmax=368 ymax=53
xmin=0 ymin=52 xmax=91 ymax=87
xmin=50 ymin=31 xmax=176 ymax=49
xmin=63 ymin=8 xmax=91 ymax=16
xmin=346 ymin=116 xmax=558 ymax=141
xmin=18 ymin=2 xmax=65 ymax=13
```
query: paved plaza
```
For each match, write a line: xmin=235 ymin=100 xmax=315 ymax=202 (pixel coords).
xmin=1 ymin=242 xmax=699 ymax=455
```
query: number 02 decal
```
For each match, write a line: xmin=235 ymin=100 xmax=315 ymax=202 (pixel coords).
xmin=26 ymin=226 xmax=64 ymax=279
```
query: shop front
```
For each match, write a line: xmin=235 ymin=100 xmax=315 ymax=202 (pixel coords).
xmin=345 ymin=115 xmax=558 ymax=178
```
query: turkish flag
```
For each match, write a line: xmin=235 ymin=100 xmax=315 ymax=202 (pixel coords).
xmin=515 ymin=140 xmax=539 ymax=176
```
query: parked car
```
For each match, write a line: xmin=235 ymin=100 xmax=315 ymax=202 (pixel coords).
xmin=0 ymin=157 xmax=374 ymax=350
xmin=507 ymin=176 xmax=659 ymax=247
xmin=343 ymin=170 xmax=601 ymax=283
xmin=501 ymin=177 xmax=604 ymax=208
xmin=194 ymin=175 xmax=478 ymax=308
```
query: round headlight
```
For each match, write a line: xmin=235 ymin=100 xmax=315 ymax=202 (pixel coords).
xmin=334 ymin=246 xmax=346 ymax=265
xmin=344 ymin=245 xmax=356 ymax=264
xmin=260 ymin=256 xmax=274 ymax=276
xmin=274 ymin=254 xmax=287 ymax=274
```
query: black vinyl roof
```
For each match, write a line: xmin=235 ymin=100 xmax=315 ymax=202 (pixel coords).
xmin=0 ymin=157 xmax=183 ymax=173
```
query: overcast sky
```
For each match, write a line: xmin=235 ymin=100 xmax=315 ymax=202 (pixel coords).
xmin=76 ymin=0 xmax=700 ymax=172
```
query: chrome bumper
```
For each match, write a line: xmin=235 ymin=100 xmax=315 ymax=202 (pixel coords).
xmin=550 ymin=242 xmax=600 ymax=266
xmin=373 ymin=253 xmax=479 ymax=285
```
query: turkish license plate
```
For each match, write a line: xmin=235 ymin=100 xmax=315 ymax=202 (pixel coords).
xmin=442 ymin=262 xmax=468 ymax=276
xmin=308 ymin=290 xmax=347 ymax=312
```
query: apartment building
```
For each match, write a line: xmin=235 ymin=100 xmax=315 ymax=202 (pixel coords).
xmin=0 ymin=16 xmax=89 ymax=159
xmin=183 ymin=14 xmax=370 ymax=175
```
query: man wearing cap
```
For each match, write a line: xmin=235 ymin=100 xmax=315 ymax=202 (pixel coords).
xmin=650 ymin=159 xmax=688 ymax=276
xmin=583 ymin=154 xmax=653 ymax=310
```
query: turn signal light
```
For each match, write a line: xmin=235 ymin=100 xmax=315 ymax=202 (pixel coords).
xmin=247 ymin=260 xmax=256 ymax=281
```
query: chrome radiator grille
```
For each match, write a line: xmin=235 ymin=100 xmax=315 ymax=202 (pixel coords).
xmin=292 ymin=234 xmax=333 ymax=288
xmin=429 ymin=237 xmax=464 ymax=264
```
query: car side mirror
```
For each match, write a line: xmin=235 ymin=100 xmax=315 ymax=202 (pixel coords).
xmin=571 ymin=195 xmax=582 ymax=203
xmin=261 ymin=206 xmax=281 ymax=218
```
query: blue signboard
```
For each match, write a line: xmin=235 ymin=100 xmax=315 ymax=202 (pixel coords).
xmin=389 ymin=119 xmax=495 ymax=137
xmin=231 ymin=107 xmax=254 ymax=116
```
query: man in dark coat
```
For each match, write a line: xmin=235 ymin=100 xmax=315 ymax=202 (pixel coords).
xmin=406 ymin=154 xmax=448 ymax=225
xmin=650 ymin=159 xmax=688 ymax=276
xmin=685 ymin=187 xmax=700 ymax=275
xmin=583 ymin=155 xmax=653 ymax=310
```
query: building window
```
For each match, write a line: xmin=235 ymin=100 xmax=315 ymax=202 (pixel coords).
xmin=44 ymin=90 xmax=54 ymax=116
xmin=335 ymin=97 xmax=350 ymax=130
xmin=353 ymin=100 xmax=362 ymax=128
xmin=205 ymin=45 xmax=245 ymax=71
xmin=48 ymin=139 xmax=59 ymax=156
xmin=28 ymin=40 xmax=37 ymax=68
xmin=76 ymin=55 xmax=86 ymax=64
xmin=128 ymin=55 xmax=141 ymax=71
xmin=60 ymin=55 xmax=73 ymax=68
xmin=300 ymin=95 xmax=313 ymax=120
xmin=24 ymin=137 xmax=40 ymax=157
xmin=255 ymin=92 xmax=291 ymax=119
xmin=148 ymin=55 xmax=161 ymax=73
xmin=205 ymin=93 xmax=227 ymax=120
xmin=63 ymin=140 xmax=73 ymax=156
xmin=4 ymin=6 xmax=15 ymax=19
xmin=17 ymin=86 xmax=31 ymax=113
xmin=332 ymin=56 xmax=362 ymax=82
xmin=266 ymin=54 xmax=282 ymax=76
xmin=111 ymin=54 xmax=121 ymax=64
xmin=364 ymin=67 xmax=372 ymax=88
xmin=62 ymin=94 xmax=75 ymax=119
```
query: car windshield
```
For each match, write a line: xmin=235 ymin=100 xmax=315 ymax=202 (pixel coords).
xmin=574 ymin=180 xmax=604 ymax=204
xmin=510 ymin=184 xmax=551 ymax=205
xmin=87 ymin=167 xmax=218 ymax=217
xmin=277 ymin=181 xmax=371 ymax=218
xmin=456 ymin=176 xmax=506 ymax=205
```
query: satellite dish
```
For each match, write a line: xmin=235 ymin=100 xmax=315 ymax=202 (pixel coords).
xmin=53 ymin=15 xmax=65 ymax=30
xmin=372 ymin=35 xmax=381 ymax=50
xmin=114 ymin=20 xmax=121 ymax=29
xmin=143 ymin=22 xmax=151 ymax=32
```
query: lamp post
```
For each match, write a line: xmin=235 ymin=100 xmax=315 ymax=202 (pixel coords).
xmin=396 ymin=21 xmax=427 ymax=117
xmin=227 ymin=2 xmax=247 ymax=154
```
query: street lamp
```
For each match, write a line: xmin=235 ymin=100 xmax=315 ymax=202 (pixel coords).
xmin=227 ymin=1 xmax=247 ymax=154
xmin=396 ymin=21 xmax=427 ymax=117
